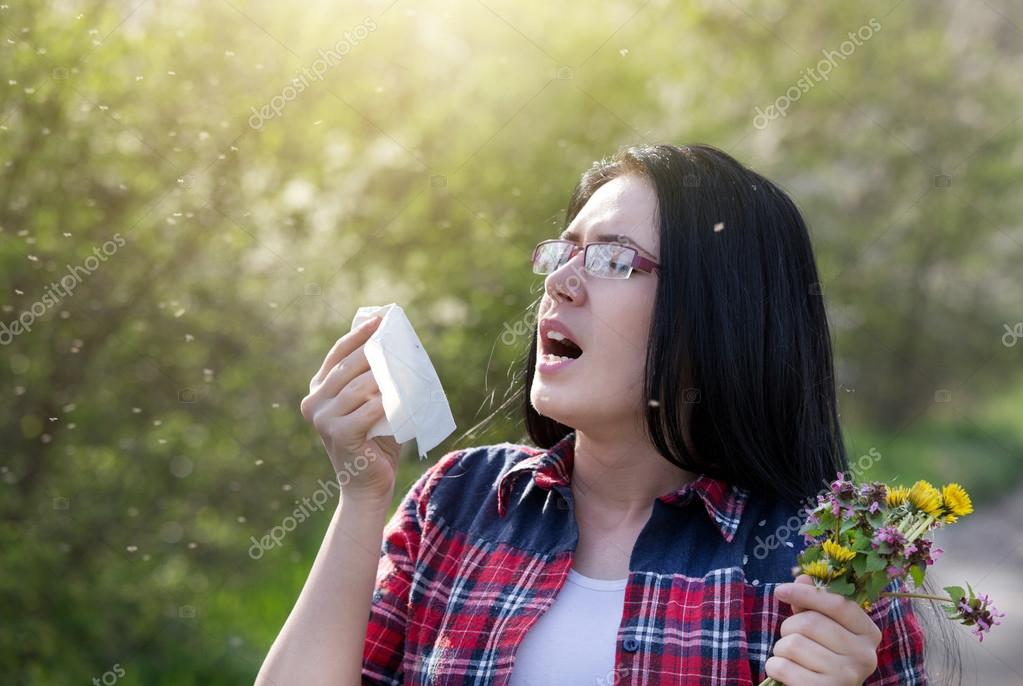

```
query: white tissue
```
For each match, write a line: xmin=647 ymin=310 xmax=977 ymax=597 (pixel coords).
xmin=350 ymin=303 xmax=456 ymax=459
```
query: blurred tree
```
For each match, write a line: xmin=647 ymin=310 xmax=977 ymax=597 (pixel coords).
xmin=1 ymin=0 xmax=1020 ymax=683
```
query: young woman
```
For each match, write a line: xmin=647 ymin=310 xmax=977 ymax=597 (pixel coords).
xmin=256 ymin=144 xmax=933 ymax=685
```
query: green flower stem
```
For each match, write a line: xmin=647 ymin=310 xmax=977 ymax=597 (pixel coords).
xmin=897 ymin=513 xmax=934 ymax=541
xmin=906 ymin=514 xmax=935 ymax=540
xmin=881 ymin=591 xmax=954 ymax=603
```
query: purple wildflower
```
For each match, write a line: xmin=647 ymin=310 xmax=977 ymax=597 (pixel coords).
xmin=871 ymin=526 xmax=908 ymax=555
xmin=955 ymin=592 xmax=1006 ymax=642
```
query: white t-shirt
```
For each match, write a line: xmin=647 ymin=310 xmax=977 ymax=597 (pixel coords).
xmin=508 ymin=566 xmax=628 ymax=686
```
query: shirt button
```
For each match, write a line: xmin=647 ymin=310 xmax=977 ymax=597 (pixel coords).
xmin=622 ymin=637 xmax=639 ymax=653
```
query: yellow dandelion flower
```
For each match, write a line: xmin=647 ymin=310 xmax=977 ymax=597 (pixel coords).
xmin=823 ymin=539 xmax=857 ymax=563
xmin=801 ymin=560 xmax=845 ymax=581
xmin=861 ymin=599 xmax=873 ymax=612
xmin=908 ymin=480 xmax=943 ymax=517
xmin=941 ymin=483 xmax=973 ymax=518
xmin=886 ymin=486 xmax=911 ymax=508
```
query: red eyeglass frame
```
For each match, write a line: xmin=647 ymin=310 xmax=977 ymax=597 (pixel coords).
xmin=530 ymin=239 xmax=660 ymax=277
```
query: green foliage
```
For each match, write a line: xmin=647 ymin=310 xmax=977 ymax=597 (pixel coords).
xmin=2 ymin=0 xmax=1021 ymax=683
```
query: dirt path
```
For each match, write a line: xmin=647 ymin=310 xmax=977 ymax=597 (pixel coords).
xmin=922 ymin=482 xmax=1023 ymax=685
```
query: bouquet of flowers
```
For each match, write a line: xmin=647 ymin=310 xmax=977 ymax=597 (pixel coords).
xmin=759 ymin=473 xmax=1004 ymax=686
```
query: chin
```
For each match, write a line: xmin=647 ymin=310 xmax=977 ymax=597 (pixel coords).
xmin=529 ymin=388 xmax=577 ymax=427
xmin=531 ymin=388 xmax=572 ymax=421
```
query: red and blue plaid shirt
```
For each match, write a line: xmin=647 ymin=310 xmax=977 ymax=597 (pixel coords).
xmin=363 ymin=431 xmax=928 ymax=684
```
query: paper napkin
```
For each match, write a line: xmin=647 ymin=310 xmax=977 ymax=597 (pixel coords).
xmin=350 ymin=303 xmax=456 ymax=459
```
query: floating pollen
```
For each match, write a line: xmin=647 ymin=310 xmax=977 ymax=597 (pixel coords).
xmin=713 ymin=222 xmax=725 ymax=232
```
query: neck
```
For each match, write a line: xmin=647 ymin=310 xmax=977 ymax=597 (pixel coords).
xmin=570 ymin=426 xmax=696 ymax=531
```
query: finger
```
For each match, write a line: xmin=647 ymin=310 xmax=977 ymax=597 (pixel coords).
xmin=776 ymin=577 xmax=875 ymax=636
xmin=315 ymin=345 xmax=372 ymax=401
xmin=764 ymin=655 xmax=829 ymax=686
xmin=779 ymin=610 xmax=855 ymax=656
xmin=318 ymin=369 xmax=379 ymax=419
xmin=311 ymin=316 xmax=381 ymax=386
xmin=324 ymin=391 xmax=386 ymax=438
xmin=784 ymin=574 xmax=817 ymax=614
xmin=770 ymin=630 xmax=844 ymax=674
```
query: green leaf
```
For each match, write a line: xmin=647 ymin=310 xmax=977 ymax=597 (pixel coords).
xmin=865 ymin=552 xmax=888 ymax=573
xmin=800 ymin=546 xmax=823 ymax=564
xmin=827 ymin=576 xmax=856 ymax=596
xmin=801 ymin=522 xmax=826 ymax=537
xmin=909 ymin=564 xmax=925 ymax=588
xmin=848 ymin=530 xmax=872 ymax=552
xmin=943 ymin=585 xmax=965 ymax=600
xmin=864 ymin=573 xmax=891 ymax=600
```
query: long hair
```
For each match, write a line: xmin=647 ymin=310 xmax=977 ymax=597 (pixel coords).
xmin=524 ymin=143 xmax=846 ymax=508
xmin=455 ymin=142 xmax=961 ymax=684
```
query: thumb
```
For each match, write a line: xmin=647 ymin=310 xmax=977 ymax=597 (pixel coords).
xmin=784 ymin=573 xmax=817 ymax=614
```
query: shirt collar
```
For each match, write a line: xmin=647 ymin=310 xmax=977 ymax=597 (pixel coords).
xmin=496 ymin=430 xmax=750 ymax=543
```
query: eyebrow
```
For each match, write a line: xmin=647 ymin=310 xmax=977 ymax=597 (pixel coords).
xmin=559 ymin=228 xmax=657 ymax=260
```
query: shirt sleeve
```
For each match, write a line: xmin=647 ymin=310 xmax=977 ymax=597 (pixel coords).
xmin=361 ymin=449 xmax=463 ymax=685
xmin=864 ymin=577 xmax=929 ymax=685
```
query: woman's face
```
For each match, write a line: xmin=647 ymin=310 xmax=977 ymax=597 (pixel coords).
xmin=531 ymin=173 xmax=661 ymax=435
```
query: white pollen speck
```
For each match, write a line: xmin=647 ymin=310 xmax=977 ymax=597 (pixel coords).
xmin=713 ymin=222 xmax=725 ymax=232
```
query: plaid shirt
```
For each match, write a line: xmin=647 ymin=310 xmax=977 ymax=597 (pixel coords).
xmin=363 ymin=431 xmax=928 ymax=685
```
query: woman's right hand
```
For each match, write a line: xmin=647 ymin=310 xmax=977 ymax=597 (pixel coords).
xmin=300 ymin=315 xmax=402 ymax=503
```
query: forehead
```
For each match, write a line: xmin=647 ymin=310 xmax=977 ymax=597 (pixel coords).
xmin=564 ymin=174 xmax=658 ymax=246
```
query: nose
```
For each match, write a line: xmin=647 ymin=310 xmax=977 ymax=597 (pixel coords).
xmin=543 ymin=247 xmax=587 ymax=306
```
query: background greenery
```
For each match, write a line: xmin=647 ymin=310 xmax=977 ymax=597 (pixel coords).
xmin=2 ymin=0 xmax=1021 ymax=683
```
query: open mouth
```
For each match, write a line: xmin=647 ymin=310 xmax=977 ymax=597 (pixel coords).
xmin=543 ymin=330 xmax=583 ymax=360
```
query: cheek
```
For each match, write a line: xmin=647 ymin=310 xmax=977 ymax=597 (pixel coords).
xmin=595 ymin=292 xmax=653 ymax=363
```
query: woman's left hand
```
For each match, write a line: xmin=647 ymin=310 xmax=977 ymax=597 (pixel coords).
xmin=765 ymin=574 xmax=883 ymax=685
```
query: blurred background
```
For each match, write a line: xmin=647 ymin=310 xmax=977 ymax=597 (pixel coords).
xmin=1 ymin=0 xmax=1021 ymax=684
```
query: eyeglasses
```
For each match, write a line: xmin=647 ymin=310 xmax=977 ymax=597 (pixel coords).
xmin=530 ymin=239 xmax=660 ymax=279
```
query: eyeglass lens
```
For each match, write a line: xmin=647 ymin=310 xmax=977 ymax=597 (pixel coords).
xmin=533 ymin=241 xmax=634 ymax=278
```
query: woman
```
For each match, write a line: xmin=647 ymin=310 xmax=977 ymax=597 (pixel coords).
xmin=255 ymin=144 xmax=932 ymax=685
